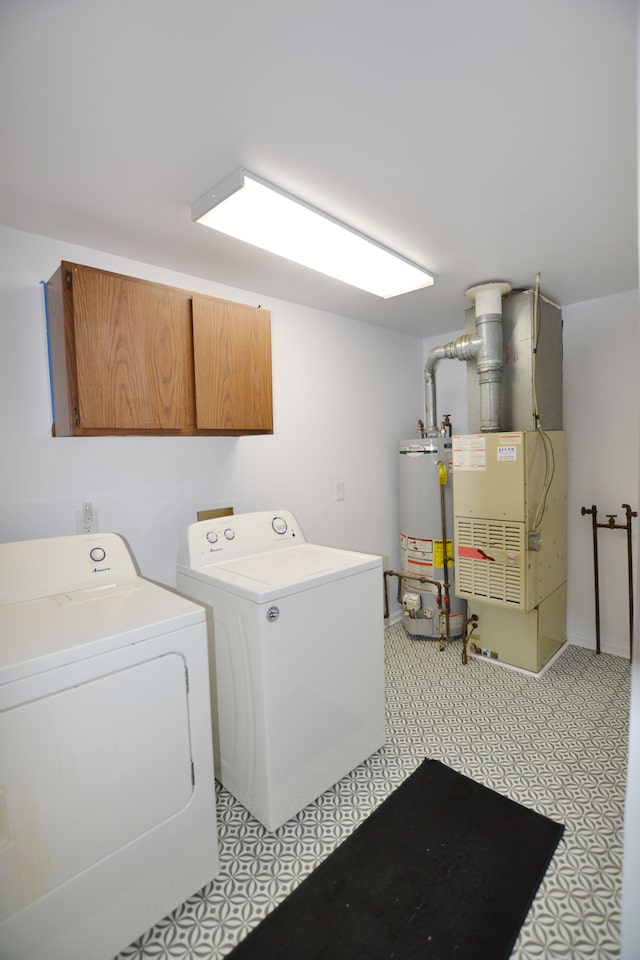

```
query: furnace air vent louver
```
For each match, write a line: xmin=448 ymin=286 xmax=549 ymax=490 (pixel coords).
xmin=455 ymin=518 xmax=525 ymax=609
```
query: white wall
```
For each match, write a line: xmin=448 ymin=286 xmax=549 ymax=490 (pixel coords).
xmin=622 ymin=647 xmax=640 ymax=957
xmin=0 ymin=225 xmax=424 ymax=585
xmin=563 ymin=290 xmax=639 ymax=657
xmin=620 ymin=8 xmax=640 ymax=952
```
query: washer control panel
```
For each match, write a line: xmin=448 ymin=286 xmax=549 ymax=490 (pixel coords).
xmin=272 ymin=516 xmax=288 ymax=535
xmin=180 ymin=510 xmax=306 ymax=566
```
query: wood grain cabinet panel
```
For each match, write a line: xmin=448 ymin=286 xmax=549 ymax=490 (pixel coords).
xmin=46 ymin=262 xmax=273 ymax=436
xmin=192 ymin=295 xmax=272 ymax=433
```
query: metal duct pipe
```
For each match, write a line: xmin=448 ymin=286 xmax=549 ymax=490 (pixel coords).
xmin=465 ymin=282 xmax=511 ymax=432
xmin=424 ymin=334 xmax=482 ymax=436
xmin=423 ymin=281 xmax=511 ymax=435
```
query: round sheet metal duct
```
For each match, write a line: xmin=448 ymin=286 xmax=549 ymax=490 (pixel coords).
xmin=465 ymin=281 xmax=511 ymax=433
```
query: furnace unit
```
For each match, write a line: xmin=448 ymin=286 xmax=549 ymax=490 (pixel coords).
xmin=404 ymin=278 xmax=567 ymax=672
xmin=453 ymin=430 xmax=566 ymax=672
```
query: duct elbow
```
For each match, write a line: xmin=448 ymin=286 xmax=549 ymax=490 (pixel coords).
xmin=424 ymin=333 xmax=482 ymax=436
xmin=424 ymin=344 xmax=447 ymax=381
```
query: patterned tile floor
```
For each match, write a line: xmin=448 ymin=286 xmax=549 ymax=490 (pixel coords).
xmin=116 ymin=624 xmax=631 ymax=960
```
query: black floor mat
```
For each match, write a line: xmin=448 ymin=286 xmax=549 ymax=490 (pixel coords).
xmin=224 ymin=758 xmax=564 ymax=960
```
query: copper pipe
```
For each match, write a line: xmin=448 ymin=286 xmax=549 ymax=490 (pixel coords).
xmin=622 ymin=504 xmax=636 ymax=658
xmin=602 ymin=505 xmax=636 ymax=659
xmin=461 ymin=613 xmax=479 ymax=666
xmin=383 ymin=569 xmax=396 ymax=620
xmin=383 ymin=569 xmax=445 ymax=647
xmin=384 ymin=570 xmax=443 ymax=611
xmin=438 ymin=467 xmax=452 ymax=640
xmin=581 ymin=505 xmax=601 ymax=654
xmin=581 ymin=503 xmax=637 ymax=659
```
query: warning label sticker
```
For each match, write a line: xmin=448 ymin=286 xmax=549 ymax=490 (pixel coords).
xmin=433 ymin=539 xmax=453 ymax=568
xmin=452 ymin=435 xmax=486 ymax=471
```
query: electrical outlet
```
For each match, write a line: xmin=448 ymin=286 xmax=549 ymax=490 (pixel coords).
xmin=76 ymin=500 xmax=98 ymax=534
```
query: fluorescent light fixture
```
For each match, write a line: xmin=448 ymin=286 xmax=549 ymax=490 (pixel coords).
xmin=191 ymin=168 xmax=434 ymax=299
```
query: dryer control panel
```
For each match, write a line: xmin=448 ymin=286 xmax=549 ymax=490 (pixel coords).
xmin=178 ymin=510 xmax=307 ymax=566
xmin=0 ymin=533 xmax=137 ymax=605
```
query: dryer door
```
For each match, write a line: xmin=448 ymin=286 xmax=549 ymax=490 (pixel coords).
xmin=0 ymin=651 xmax=193 ymax=921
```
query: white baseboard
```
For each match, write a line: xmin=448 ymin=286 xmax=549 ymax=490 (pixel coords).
xmin=567 ymin=634 xmax=631 ymax=661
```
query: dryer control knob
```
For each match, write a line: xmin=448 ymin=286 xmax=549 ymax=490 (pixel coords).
xmin=272 ymin=516 xmax=288 ymax=535
xmin=206 ymin=531 xmax=218 ymax=544
xmin=90 ymin=546 xmax=106 ymax=562
xmin=224 ymin=528 xmax=235 ymax=540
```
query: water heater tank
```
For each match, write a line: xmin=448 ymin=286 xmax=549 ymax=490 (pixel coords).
xmin=398 ymin=437 xmax=466 ymax=639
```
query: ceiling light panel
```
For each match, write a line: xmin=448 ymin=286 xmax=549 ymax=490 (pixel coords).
xmin=192 ymin=169 xmax=434 ymax=299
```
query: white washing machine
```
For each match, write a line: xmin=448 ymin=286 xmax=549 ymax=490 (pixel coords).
xmin=0 ymin=533 xmax=219 ymax=960
xmin=176 ymin=510 xmax=385 ymax=832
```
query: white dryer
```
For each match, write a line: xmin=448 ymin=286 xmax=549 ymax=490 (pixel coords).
xmin=176 ymin=509 xmax=385 ymax=832
xmin=0 ymin=533 xmax=219 ymax=960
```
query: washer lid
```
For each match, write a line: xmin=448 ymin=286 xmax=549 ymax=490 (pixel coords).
xmin=179 ymin=542 xmax=381 ymax=602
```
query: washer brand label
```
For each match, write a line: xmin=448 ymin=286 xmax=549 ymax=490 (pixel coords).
xmin=267 ymin=606 xmax=280 ymax=622
xmin=92 ymin=566 xmax=111 ymax=573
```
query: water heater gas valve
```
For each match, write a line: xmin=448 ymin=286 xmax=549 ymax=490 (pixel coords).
xmin=402 ymin=591 xmax=421 ymax=612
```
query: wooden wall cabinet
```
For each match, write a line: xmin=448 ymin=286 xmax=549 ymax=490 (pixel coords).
xmin=46 ymin=262 xmax=273 ymax=436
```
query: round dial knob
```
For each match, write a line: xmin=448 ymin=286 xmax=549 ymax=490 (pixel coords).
xmin=206 ymin=531 xmax=218 ymax=544
xmin=272 ymin=516 xmax=288 ymax=535
xmin=224 ymin=528 xmax=235 ymax=540
xmin=90 ymin=547 xmax=106 ymax=562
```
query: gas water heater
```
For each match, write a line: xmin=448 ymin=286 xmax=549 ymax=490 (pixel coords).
xmin=398 ymin=430 xmax=466 ymax=639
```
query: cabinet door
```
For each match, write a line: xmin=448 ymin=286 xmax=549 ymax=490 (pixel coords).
xmin=192 ymin=295 xmax=273 ymax=433
xmin=71 ymin=265 xmax=196 ymax=431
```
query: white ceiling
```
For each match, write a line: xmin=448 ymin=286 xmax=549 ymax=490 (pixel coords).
xmin=1 ymin=0 xmax=637 ymax=337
